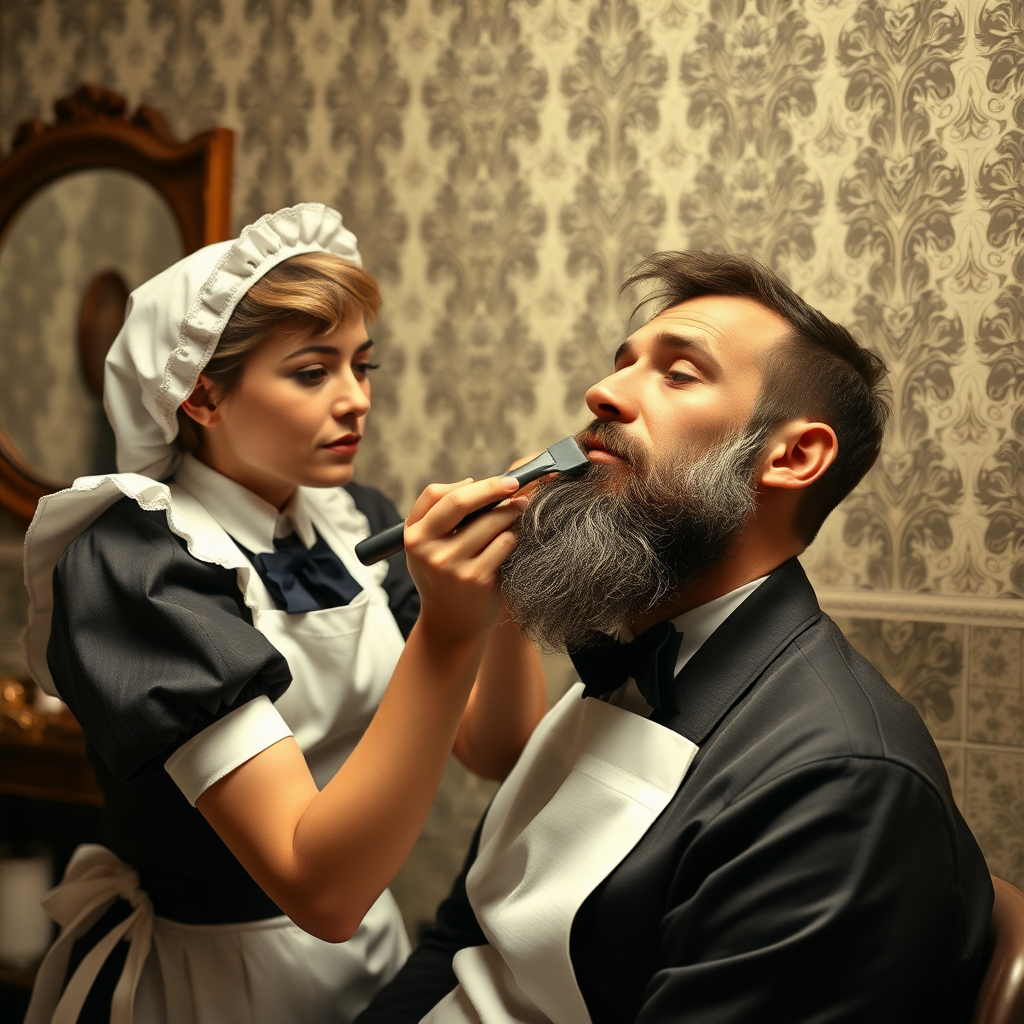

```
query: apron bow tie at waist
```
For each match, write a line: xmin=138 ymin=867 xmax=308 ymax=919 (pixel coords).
xmin=24 ymin=845 xmax=154 ymax=1024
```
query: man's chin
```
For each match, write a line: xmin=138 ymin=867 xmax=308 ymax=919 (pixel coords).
xmin=502 ymin=424 xmax=764 ymax=650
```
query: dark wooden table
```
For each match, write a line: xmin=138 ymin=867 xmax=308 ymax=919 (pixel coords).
xmin=0 ymin=704 xmax=102 ymax=1002
xmin=0 ymin=714 xmax=101 ymax=807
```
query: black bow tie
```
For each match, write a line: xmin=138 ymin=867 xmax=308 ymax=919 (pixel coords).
xmin=235 ymin=531 xmax=363 ymax=614
xmin=568 ymin=620 xmax=683 ymax=712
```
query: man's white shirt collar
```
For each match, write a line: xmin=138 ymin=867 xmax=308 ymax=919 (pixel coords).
xmin=173 ymin=453 xmax=318 ymax=553
xmin=604 ymin=575 xmax=768 ymax=717
xmin=668 ymin=576 xmax=767 ymax=677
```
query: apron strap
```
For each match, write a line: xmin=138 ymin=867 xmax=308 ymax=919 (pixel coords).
xmin=24 ymin=845 xmax=154 ymax=1024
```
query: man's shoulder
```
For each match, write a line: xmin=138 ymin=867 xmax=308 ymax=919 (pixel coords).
xmin=692 ymin=607 xmax=953 ymax=812
xmin=778 ymin=610 xmax=941 ymax=767
xmin=668 ymin=558 xmax=954 ymax=813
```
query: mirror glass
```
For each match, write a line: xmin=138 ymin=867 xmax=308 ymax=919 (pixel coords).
xmin=0 ymin=170 xmax=184 ymax=485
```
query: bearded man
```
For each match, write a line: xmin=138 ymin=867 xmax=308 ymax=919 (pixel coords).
xmin=358 ymin=252 xmax=993 ymax=1024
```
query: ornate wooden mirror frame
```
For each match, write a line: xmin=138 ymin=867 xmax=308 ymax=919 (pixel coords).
xmin=0 ymin=84 xmax=234 ymax=521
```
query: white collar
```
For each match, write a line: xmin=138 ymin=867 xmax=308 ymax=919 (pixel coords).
xmin=173 ymin=453 xmax=318 ymax=553
xmin=668 ymin=575 xmax=767 ymax=677
xmin=604 ymin=575 xmax=768 ymax=717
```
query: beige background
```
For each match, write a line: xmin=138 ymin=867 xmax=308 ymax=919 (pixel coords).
xmin=0 ymin=0 xmax=1022 ymax=935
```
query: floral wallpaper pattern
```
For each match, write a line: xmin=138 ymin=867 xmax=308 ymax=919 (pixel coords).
xmin=1 ymin=0 xmax=1023 ymax=928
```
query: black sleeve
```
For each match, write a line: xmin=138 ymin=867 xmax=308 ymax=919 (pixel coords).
xmin=355 ymin=819 xmax=489 ymax=1024
xmin=630 ymin=758 xmax=990 ymax=1024
xmin=48 ymin=498 xmax=292 ymax=782
xmin=345 ymin=480 xmax=420 ymax=639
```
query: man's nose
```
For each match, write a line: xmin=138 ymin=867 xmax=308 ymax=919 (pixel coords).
xmin=585 ymin=373 xmax=636 ymax=423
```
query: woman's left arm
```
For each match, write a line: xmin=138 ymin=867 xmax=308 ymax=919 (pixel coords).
xmin=453 ymin=599 xmax=547 ymax=780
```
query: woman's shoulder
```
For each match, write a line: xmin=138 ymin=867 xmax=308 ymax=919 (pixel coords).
xmin=64 ymin=495 xmax=183 ymax=557
xmin=57 ymin=495 xmax=241 ymax=603
xmin=50 ymin=496 xmax=291 ymax=782
xmin=342 ymin=481 xmax=403 ymax=534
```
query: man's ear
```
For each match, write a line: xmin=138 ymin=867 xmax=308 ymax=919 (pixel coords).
xmin=179 ymin=375 xmax=222 ymax=428
xmin=759 ymin=420 xmax=838 ymax=491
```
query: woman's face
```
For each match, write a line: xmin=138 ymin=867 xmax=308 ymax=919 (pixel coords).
xmin=197 ymin=315 xmax=376 ymax=507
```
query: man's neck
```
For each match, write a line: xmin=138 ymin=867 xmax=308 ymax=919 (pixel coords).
xmin=629 ymin=541 xmax=802 ymax=636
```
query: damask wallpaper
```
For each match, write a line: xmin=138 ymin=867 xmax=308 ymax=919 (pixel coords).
xmin=1 ymin=0 xmax=1022 ymax=932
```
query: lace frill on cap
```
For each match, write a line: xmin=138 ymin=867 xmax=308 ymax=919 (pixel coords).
xmin=105 ymin=203 xmax=361 ymax=480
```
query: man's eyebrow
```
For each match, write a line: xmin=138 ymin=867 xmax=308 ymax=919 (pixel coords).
xmin=614 ymin=333 xmax=723 ymax=374
xmin=281 ymin=339 xmax=373 ymax=361
xmin=657 ymin=332 xmax=723 ymax=373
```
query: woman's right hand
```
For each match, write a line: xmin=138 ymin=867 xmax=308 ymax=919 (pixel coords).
xmin=403 ymin=475 xmax=522 ymax=646
xmin=198 ymin=474 xmax=525 ymax=943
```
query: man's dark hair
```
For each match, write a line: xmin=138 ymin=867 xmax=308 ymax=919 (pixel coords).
xmin=623 ymin=251 xmax=891 ymax=544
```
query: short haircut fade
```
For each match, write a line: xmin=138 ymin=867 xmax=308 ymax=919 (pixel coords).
xmin=622 ymin=250 xmax=891 ymax=543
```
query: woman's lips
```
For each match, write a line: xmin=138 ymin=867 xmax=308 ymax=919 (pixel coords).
xmin=323 ymin=435 xmax=361 ymax=455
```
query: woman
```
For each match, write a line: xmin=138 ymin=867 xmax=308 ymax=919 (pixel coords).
xmin=22 ymin=204 xmax=547 ymax=1023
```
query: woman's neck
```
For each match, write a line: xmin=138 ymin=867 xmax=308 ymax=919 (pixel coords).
xmin=195 ymin=448 xmax=297 ymax=511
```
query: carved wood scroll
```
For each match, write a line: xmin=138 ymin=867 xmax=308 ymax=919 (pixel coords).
xmin=0 ymin=84 xmax=234 ymax=521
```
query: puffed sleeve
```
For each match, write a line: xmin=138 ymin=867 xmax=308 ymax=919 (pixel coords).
xmin=48 ymin=498 xmax=292 ymax=783
xmin=345 ymin=480 xmax=420 ymax=639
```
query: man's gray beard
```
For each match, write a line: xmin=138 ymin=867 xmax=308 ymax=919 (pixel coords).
xmin=500 ymin=424 xmax=769 ymax=653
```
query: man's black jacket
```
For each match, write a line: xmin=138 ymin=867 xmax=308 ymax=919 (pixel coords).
xmin=359 ymin=559 xmax=993 ymax=1023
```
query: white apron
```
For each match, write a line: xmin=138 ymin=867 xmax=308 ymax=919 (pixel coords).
xmin=23 ymin=473 xmax=411 ymax=1024
xmin=422 ymin=685 xmax=699 ymax=1024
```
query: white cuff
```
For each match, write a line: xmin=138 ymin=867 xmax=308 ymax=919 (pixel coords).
xmin=164 ymin=695 xmax=293 ymax=806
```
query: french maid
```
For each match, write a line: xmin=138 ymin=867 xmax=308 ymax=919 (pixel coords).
xmin=21 ymin=204 xmax=547 ymax=1024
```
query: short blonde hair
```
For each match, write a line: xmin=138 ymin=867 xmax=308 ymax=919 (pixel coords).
xmin=176 ymin=252 xmax=382 ymax=455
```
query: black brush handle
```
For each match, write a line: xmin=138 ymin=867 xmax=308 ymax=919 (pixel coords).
xmin=354 ymin=440 xmax=585 ymax=567
xmin=353 ymin=483 xmax=522 ymax=567
xmin=354 ymin=522 xmax=406 ymax=566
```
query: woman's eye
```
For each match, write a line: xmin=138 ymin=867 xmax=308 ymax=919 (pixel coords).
xmin=293 ymin=367 xmax=327 ymax=385
xmin=354 ymin=361 xmax=381 ymax=375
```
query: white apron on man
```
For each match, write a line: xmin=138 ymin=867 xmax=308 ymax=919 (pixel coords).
xmin=417 ymin=581 xmax=767 ymax=1024
xmin=420 ymin=687 xmax=698 ymax=1024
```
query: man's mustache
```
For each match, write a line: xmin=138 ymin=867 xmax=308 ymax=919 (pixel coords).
xmin=574 ymin=420 xmax=646 ymax=469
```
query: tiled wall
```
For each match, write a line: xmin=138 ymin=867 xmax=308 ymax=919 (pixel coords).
xmin=834 ymin=615 xmax=1024 ymax=885
xmin=962 ymin=628 xmax=1024 ymax=881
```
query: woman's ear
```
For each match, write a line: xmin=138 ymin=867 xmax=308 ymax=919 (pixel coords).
xmin=759 ymin=420 xmax=838 ymax=491
xmin=179 ymin=375 xmax=222 ymax=427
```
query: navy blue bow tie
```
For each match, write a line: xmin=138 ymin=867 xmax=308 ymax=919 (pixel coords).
xmin=235 ymin=531 xmax=363 ymax=614
xmin=568 ymin=620 xmax=683 ymax=712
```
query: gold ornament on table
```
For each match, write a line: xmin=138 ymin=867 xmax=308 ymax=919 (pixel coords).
xmin=0 ymin=677 xmax=45 ymax=743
